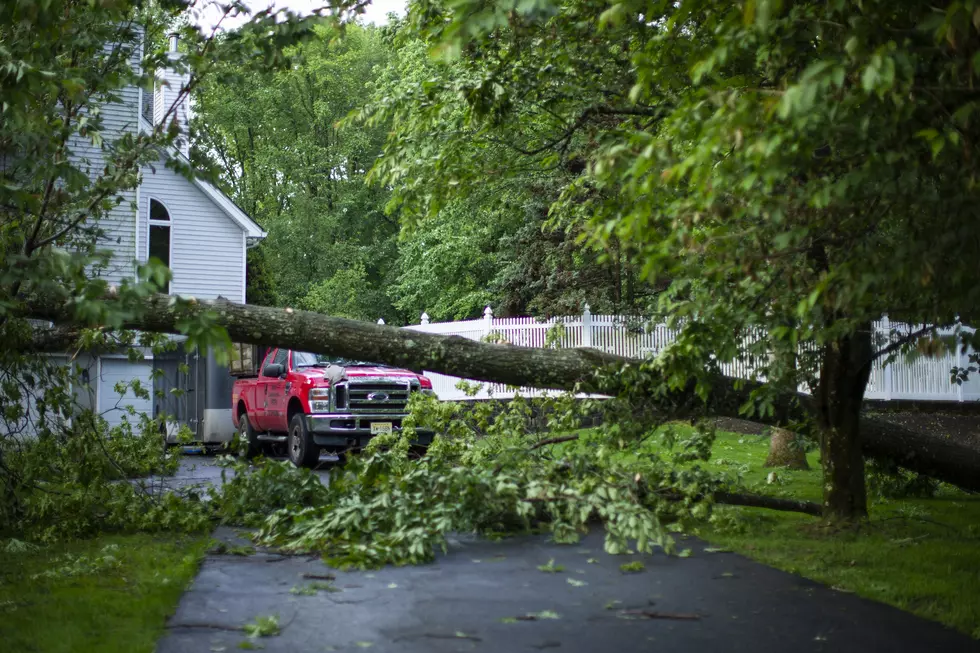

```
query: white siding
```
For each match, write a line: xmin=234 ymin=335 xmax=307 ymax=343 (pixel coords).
xmin=138 ymin=156 xmax=246 ymax=302
xmin=69 ymin=39 xmax=142 ymax=285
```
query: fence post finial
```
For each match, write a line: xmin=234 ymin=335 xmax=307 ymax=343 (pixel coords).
xmin=582 ymin=303 xmax=593 ymax=348
xmin=421 ymin=312 xmax=430 ymax=325
xmin=483 ymin=305 xmax=493 ymax=337
xmin=377 ymin=318 xmax=385 ymax=325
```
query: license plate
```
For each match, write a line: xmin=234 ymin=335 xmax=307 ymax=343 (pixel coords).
xmin=370 ymin=422 xmax=393 ymax=435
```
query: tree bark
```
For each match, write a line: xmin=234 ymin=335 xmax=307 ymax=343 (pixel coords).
xmin=20 ymin=293 xmax=980 ymax=492
xmin=764 ymin=428 xmax=810 ymax=470
xmin=714 ymin=491 xmax=821 ymax=517
xmin=815 ymin=325 xmax=873 ymax=522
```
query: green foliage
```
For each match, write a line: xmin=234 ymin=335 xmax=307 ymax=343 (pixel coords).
xmin=195 ymin=23 xmax=399 ymax=319
xmin=30 ymin=544 xmax=122 ymax=580
xmin=360 ymin=33 xmax=645 ymax=319
xmin=290 ymin=580 xmax=340 ymax=595
xmin=387 ymin=196 xmax=506 ymax=321
xmin=618 ymin=561 xmax=645 ymax=573
xmin=0 ymin=0 xmax=324 ymax=542
xmin=301 ymin=263 xmax=390 ymax=321
xmin=251 ymin=391 xmax=726 ymax=568
xmin=1 ymin=404 xmax=210 ymax=542
xmin=212 ymin=456 xmax=331 ymax=527
xmin=362 ymin=0 xmax=980 ymax=518
xmin=243 ymin=614 xmax=281 ymax=638
xmin=866 ymin=458 xmax=940 ymax=500
xmin=245 ymin=244 xmax=277 ymax=307
xmin=537 ymin=558 xmax=564 ymax=573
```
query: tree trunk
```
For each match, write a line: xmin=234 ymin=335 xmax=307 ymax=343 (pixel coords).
xmin=764 ymin=428 xmax=810 ymax=470
xmin=20 ymin=293 xmax=980 ymax=492
xmin=815 ymin=325 xmax=874 ymax=522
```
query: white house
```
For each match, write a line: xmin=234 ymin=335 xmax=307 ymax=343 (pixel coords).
xmin=63 ymin=35 xmax=265 ymax=442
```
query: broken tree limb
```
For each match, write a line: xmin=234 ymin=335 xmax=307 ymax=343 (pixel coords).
xmin=713 ymin=491 xmax=822 ymax=517
xmin=21 ymin=292 xmax=980 ymax=492
xmin=652 ymin=487 xmax=823 ymax=517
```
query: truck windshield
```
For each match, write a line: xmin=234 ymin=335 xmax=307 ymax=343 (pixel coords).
xmin=292 ymin=352 xmax=390 ymax=368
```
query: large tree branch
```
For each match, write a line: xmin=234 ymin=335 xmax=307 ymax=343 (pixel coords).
xmin=869 ymin=323 xmax=941 ymax=367
xmin=21 ymin=293 xmax=980 ymax=492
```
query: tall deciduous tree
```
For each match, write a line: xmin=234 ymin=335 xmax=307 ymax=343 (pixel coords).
xmin=194 ymin=22 xmax=399 ymax=320
xmin=360 ymin=31 xmax=650 ymax=320
xmin=363 ymin=0 xmax=980 ymax=521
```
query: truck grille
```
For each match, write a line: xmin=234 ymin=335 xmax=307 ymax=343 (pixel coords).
xmin=343 ymin=381 xmax=411 ymax=414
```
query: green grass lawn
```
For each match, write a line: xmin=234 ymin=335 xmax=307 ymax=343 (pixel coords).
xmin=692 ymin=431 xmax=980 ymax=639
xmin=0 ymin=533 xmax=209 ymax=653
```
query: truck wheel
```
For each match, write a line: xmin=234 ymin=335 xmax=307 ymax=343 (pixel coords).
xmin=288 ymin=414 xmax=320 ymax=468
xmin=238 ymin=414 xmax=261 ymax=459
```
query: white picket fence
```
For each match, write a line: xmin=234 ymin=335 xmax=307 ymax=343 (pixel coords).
xmin=401 ymin=307 xmax=980 ymax=403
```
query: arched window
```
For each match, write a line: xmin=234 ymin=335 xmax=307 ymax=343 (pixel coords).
xmin=148 ymin=198 xmax=171 ymax=293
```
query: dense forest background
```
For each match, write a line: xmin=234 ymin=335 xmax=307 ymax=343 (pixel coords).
xmin=193 ymin=22 xmax=646 ymax=324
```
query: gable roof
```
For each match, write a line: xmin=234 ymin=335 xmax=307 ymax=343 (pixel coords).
xmin=139 ymin=116 xmax=266 ymax=239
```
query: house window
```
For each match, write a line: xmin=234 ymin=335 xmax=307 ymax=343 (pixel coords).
xmin=148 ymin=198 xmax=171 ymax=293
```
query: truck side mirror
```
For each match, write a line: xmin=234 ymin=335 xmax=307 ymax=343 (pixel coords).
xmin=263 ymin=363 xmax=284 ymax=378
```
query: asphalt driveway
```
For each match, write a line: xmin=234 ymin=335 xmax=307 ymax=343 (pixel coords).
xmin=155 ymin=457 xmax=977 ymax=653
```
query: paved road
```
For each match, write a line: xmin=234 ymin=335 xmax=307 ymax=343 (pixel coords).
xmin=155 ymin=459 xmax=978 ymax=653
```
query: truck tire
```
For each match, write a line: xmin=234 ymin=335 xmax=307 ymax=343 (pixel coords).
xmin=238 ymin=414 xmax=261 ymax=460
xmin=288 ymin=413 xmax=320 ymax=468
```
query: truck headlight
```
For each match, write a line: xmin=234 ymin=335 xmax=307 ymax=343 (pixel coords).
xmin=309 ymin=387 xmax=330 ymax=413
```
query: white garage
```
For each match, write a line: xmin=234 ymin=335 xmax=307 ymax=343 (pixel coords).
xmin=97 ymin=357 xmax=154 ymax=428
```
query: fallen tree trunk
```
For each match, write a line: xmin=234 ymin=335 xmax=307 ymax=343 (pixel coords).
xmin=22 ymin=293 xmax=980 ymax=492
xmin=714 ymin=491 xmax=822 ymax=517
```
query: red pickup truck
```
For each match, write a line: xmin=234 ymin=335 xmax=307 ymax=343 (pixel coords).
xmin=231 ymin=348 xmax=435 ymax=467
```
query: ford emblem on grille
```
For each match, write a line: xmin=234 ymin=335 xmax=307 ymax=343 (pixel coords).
xmin=367 ymin=392 xmax=389 ymax=402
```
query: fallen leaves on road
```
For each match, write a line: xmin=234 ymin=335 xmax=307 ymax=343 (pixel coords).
xmin=513 ymin=610 xmax=562 ymax=621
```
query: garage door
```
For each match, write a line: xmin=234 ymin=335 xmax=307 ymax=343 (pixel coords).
xmin=98 ymin=358 xmax=154 ymax=427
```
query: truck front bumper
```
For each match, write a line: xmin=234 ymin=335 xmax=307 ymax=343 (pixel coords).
xmin=306 ymin=413 xmax=434 ymax=449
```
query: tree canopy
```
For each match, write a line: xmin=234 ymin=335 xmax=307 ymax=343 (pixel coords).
xmin=194 ymin=22 xmax=400 ymax=319
xmin=354 ymin=0 xmax=980 ymax=519
xmin=5 ymin=0 xmax=980 ymax=536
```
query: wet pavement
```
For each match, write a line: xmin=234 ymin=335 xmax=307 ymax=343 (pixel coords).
xmin=153 ymin=474 xmax=979 ymax=653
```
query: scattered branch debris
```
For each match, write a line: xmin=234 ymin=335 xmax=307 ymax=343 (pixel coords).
xmin=165 ymin=622 xmax=245 ymax=632
xmin=619 ymin=610 xmax=701 ymax=620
